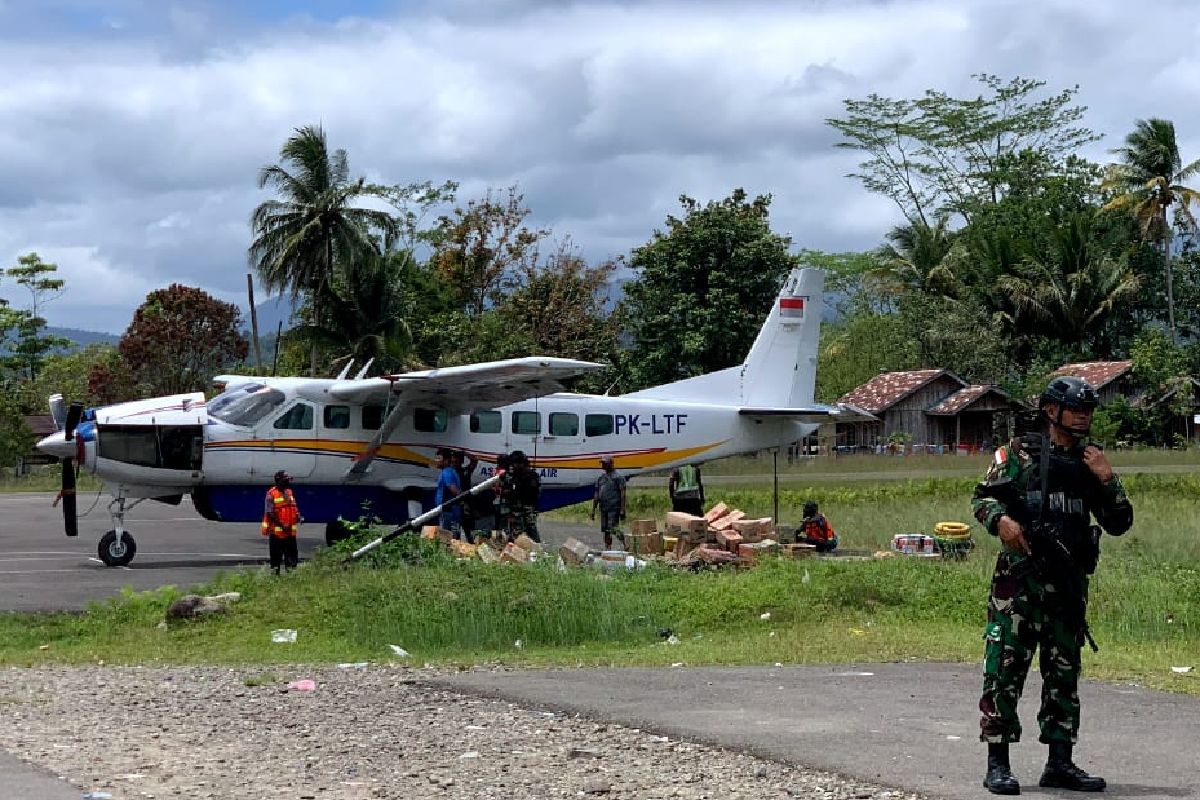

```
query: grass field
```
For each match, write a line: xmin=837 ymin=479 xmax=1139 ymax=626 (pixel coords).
xmin=1 ymin=469 xmax=1197 ymax=695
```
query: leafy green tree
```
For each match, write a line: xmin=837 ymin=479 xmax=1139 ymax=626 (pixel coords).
xmin=619 ymin=189 xmax=799 ymax=390
xmin=816 ymin=311 xmax=919 ymax=402
xmin=248 ymin=125 xmax=397 ymax=374
xmin=497 ymin=242 xmax=621 ymax=386
xmin=2 ymin=252 xmax=71 ymax=380
xmin=827 ymin=74 xmax=1099 ymax=225
xmin=1102 ymin=118 xmax=1200 ymax=343
xmin=428 ymin=186 xmax=548 ymax=318
xmin=119 ymin=285 xmax=249 ymax=396
xmin=13 ymin=344 xmax=132 ymax=414
xmin=997 ymin=214 xmax=1141 ymax=350
xmin=0 ymin=391 xmax=34 ymax=471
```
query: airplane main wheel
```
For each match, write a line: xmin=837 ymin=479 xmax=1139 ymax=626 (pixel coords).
xmin=98 ymin=530 xmax=137 ymax=567
xmin=325 ymin=520 xmax=352 ymax=547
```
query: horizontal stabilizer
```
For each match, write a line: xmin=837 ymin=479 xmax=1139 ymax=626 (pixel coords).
xmin=738 ymin=403 xmax=877 ymax=424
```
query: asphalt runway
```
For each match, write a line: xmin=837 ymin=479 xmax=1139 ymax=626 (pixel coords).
xmin=0 ymin=492 xmax=598 ymax=613
xmin=440 ymin=663 xmax=1200 ymax=800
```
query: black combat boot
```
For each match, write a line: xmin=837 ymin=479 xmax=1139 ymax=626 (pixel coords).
xmin=1039 ymin=741 xmax=1106 ymax=791
xmin=984 ymin=743 xmax=1021 ymax=795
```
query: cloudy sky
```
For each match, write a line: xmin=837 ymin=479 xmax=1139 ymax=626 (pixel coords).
xmin=1 ymin=0 xmax=1199 ymax=333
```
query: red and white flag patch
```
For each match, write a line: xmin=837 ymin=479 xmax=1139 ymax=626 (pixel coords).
xmin=780 ymin=296 xmax=806 ymax=319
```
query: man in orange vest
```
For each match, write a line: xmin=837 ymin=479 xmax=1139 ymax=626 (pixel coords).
xmin=262 ymin=470 xmax=301 ymax=574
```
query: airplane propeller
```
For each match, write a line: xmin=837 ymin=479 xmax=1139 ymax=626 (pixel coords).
xmin=57 ymin=402 xmax=84 ymax=538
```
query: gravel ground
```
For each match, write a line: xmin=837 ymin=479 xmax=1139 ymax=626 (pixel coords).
xmin=1 ymin=665 xmax=928 ymax=800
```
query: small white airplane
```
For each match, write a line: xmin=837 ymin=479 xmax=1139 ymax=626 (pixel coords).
xmin=37 ymin=267 xmax=872 ymax=566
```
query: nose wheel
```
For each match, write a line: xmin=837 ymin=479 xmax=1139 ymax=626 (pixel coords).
xmin=97 ymin=493 xmax=142 ymax=567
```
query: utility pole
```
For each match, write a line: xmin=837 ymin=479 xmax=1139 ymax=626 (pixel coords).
xmin=246 ymin=274 xmax=263 ymax=370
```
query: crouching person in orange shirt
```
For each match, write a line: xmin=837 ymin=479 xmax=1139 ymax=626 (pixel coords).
xmin=263 ymin=470 xmax=301 ymax=574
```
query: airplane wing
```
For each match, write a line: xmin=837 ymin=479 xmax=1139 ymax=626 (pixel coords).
xmin=334 ymin=356 xmax=606 ymax=477
xmin=328 ymin=357 xmax=606 ymax=411
xmin=737 ymin=403 xmax=878 ymax=424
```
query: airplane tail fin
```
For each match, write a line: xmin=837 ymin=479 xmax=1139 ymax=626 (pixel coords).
xmin=624 ymin=267 xmax=824 ymax=406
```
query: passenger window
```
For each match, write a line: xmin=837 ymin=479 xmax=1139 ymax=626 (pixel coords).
xmin=585 ymin=414 xmax=614 ymax=437
xmin=361 ymin=405 xmax=384 ymax=430
xmin=470 ymin=410 xmax=502 ymax=434
xmin=512 ymin=411 xmax=540 ymax=435
xmin=549 ymin=412 xmax=579 ymax=436
xmin=273 ymin=402 xmax=314 ymax=430
xmin=414 ymin=407 xmax=447 ymax=433
xmin=323 ymin=405 xmax=351 ymax=430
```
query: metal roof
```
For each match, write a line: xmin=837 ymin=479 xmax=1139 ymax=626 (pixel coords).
xmin=926 ymin=385 xmax=1024 ymax=416
xmin=837 ymin=369 xmax=961 ymax=414
xmin=1053 ymin=360 xmax=1133 ymax=389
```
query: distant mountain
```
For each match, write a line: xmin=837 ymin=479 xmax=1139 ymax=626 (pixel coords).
xmin=47 ymin=326 xmax=120 ymax=349
xmin=246 ymin=295 xmax=299 ymax=337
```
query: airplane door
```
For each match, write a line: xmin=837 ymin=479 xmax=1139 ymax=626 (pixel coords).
xmin=508 ymin=408 xmax=542 ymax=460
xmin=540 ymin=410 xmax=582 ymax=468
xmin=256 ymin=400 xmax=318 ymax=478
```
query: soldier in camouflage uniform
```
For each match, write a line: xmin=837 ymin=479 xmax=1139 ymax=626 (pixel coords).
xmin=972 ymin=376 xmax=1133 ymax=795
xmin=507 ymin=450 xmax=542 ymax=542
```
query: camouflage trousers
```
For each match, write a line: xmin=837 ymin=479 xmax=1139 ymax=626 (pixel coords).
xmin=508 ymin=507 xmax=540 ymax=543
xmin=979 ymin=551 xmax=1088 ymax=745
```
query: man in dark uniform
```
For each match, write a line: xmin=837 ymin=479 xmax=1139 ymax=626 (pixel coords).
xmin=972 ymin=376 xmax=1133 ymax=794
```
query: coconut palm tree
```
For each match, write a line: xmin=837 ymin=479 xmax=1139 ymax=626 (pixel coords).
xmin=248 ymin=125 xmax=397 ymax=373
xmin=870 ymin=215 xmax=959 ymax=300
xmin=284 ymin=253 xmax=415 ymax=376
xmin=999 ymin=213 xmax=1141 ymax=349
xmin=1102 ymin=118 xmax=1200 ymax=343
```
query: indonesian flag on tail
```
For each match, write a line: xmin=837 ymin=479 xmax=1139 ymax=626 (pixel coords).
xmin=779 ymin=296 xmax=806 ymax=320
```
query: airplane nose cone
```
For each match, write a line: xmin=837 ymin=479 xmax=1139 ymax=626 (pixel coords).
xmin=37 ymin=432 xmax=75 ymax=460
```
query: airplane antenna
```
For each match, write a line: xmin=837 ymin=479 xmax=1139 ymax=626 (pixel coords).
xmin=335 ymin=360 xmax=355 ymax=381
xmin=354 ymin=358 xmax=375 ymax=380
xmin=532 ymin=393 xmax=540 ymax=473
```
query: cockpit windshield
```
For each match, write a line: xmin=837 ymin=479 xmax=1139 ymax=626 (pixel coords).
xmin=208 ymin=383 xmax=286 ymax=427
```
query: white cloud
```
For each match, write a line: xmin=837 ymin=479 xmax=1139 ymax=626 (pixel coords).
xmin=3 ymin=0 xmax=1200 ymax=331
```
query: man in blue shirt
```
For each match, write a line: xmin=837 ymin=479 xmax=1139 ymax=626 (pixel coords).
xmin=434 ymin=448 xmax=462 ymax=536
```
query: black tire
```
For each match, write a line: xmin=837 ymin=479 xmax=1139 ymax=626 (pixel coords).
xmin=98 ymin=530 xmax=137 ymax=567
xmin=325 ymin=520 xmax=352 ymax=547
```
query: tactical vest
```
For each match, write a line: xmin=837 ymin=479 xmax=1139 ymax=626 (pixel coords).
xmin=1018 ymin=433 xmax=1099 ymax=569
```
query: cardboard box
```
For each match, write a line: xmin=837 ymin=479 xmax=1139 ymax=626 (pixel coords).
xmin=665 ymin=511 xmax=708 ymax=535
xmin=733 ymin=517 xmax=773 ymax=542
xmin=450 ymin=540 xmax=477 ymax=558
xmin=421 ymin=525 xmax=439 ymax=540
xmin=500 ymin=543 xmax=530 ymax=563
xmin=514 ymin=534 xmax=544 ymax=554
xmin=785 ymin=543 xmax=817 ymax=559
xmin=631 ymin=519 xmax=658 ymax=535
xmin=626 ymin=532 xmax=663 ymax=556
xmin=559 ymin=537 xmax=591 ymax=565
xmin=703 ymin=502 xmax=730 ymax=523
xmin=716 ymin=529 xmax=744 ymax=553
xmin=695 ymin=545 xmax=738 ymax=564
xmin=710 ymin=510 xmax=746 ymax=531
xmin=674 ymin=534 xmax=699 ymax=558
